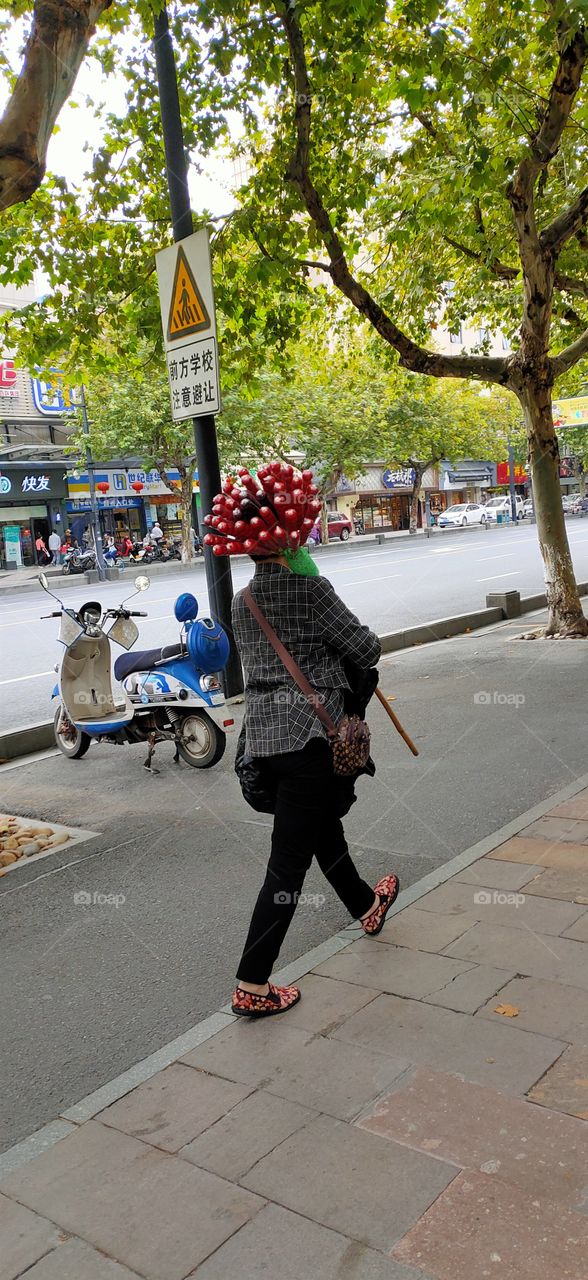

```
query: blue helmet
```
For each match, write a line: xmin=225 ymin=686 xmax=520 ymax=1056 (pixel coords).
xmin=187 ymin=617 xmax=230 ymax=674
xmin=174 ymin=592 xmax=199 ymax=624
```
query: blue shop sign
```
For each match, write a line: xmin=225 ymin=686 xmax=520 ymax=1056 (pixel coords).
xmin=31 ymin=370 xmax=78 ymax=417
xmin=382 ymin=466 xmax=416 ymax=489
xmin=66 ymin=496 xmax=143 ymax=512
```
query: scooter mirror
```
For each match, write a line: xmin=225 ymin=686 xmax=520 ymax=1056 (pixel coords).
xmin=135 ymin=575 xmax=150 ymax=592
xmin=38 ymin=573 xmax=64 ymax=608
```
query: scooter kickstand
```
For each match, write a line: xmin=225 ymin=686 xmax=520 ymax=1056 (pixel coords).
xmin=143 ymin=731 xmax=160 ymax=773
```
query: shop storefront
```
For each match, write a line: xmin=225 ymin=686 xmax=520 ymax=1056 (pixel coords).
xmin=0 ymin=464 xmax=67 ymax=568
xmin=441 ymin=461 xmax=494 ymax=505
xmin=67 ymin=466 xmax=199 ymax=544
xmin=334 ymin=464 xmax=438 ymax=532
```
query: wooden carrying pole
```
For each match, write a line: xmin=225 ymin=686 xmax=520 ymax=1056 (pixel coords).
xmin=375 ymin=687 xmax=419 ymax=757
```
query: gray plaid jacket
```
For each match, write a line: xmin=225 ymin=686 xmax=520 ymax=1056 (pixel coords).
xmin=232 ymin=562 xmax=381 ymax=757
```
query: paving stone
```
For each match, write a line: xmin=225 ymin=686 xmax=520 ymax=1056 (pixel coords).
xmin=0 ymin=1120 xmax=263 ymax=1280
xmin=333 ymin=994 xmax=565 ymax=1094
xmin=357 ymin=1067 xmax=588 ymax=1210
xmin=456 ymin=858 xmax=543 ymax=891
xmin=22 ymin=1238 xmax=143 ymax=1279
xmin=392 ymin=1169 xmax=588 ymax=1280
xmin=444 ymin=920 xmax=588 ymax=989
xmin=476 ymin=976 xmax=588 ymax=1044
xmin=423 ymin=964 xmax=516 ymax=1014
xmin=521 ymin=867 xmax=588 ymax=903
xmin=192 ymin=1203 xmax=432 ymax=1280
xmin=490 ymin=836 xmax=588 ymax=869
xmin=312 ymin=937 xmax=474 ymax=999
xmin=519 ymin=815 xmax=588 ymax=844
xmin=529 ymin=1045 xmax=588 ymax=1121
xmin=183 ymin=1019 xmax=409 ymax=1121
xmin=0 ymin=1193 xmax=62 ymax=1280
xmin=240 ymin=1113 xmax=456 ymax=1252
xmin=563 ymin=909 xmax=588 ymax=941
xmin=551 ymin=790 xmax=588 ymax=821
xmin=180 ymin=1090 xmax=316 ymax=1180
xmin=372 ymin=905 xmax=479 ymax=952
xmin=98 ymin=1062 xmax=251 ymax=1152
xmin=278 ymin=972 xmax=381 ymax=1033
xmin=417 ymin=880 xmax=584 ymax=936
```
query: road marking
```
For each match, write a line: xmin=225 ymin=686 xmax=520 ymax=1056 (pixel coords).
xmin=0 ymin=670 xmax=53 ymax=685
xmin=338 ymin=573 xmax=402 ymax=588
xmin=477 ymin=571 xmax=521 ymax=582
xmin=475 ymin=553 xmax=516 ymax=562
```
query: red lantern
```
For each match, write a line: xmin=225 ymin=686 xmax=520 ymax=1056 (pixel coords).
xmin=131 ymin=481 xmax=144 ymax=494
xmin=96 ymin=481 xmax=109 ymax=494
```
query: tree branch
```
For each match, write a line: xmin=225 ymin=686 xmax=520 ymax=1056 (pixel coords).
xmin=275 ymin=0 xmax=509 ymax=386
xmin=551 ymin=327 xmax=588 ymax=377
xmin=0 ymin=0 xmax=111 ymax=211
xmin=541 ymin=184 xmax=588 ymax=254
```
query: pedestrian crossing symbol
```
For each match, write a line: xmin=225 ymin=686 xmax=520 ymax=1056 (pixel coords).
xmin=167 ymin=246 xmax=211 ymax=341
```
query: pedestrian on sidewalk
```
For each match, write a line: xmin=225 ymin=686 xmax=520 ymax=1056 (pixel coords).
xmin=205 ymin=462 xmax=399 ymax=1020
xmin=48 ymin=528 xmax=61 ymax=565
xmin=35 ymin=532 xmax=50 ymax=565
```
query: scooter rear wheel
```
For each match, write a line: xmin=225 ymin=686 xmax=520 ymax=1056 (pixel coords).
xmin=54 ymin=706 xmax=92 ymax=759
xmin=178 ymin=712 xmax=225 ymax=768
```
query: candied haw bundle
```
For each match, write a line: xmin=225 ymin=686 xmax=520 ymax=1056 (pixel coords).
xmin=203 ymin=462 xmax=321 ymax=556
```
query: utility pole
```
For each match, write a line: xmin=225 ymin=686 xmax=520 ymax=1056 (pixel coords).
xmin=80 ymin=384 xmax=106 ymax=580
xmin=507 ymin=436 xmax=518 ymax=525
xmin=153 ymin=5 xmax=243 ymax=696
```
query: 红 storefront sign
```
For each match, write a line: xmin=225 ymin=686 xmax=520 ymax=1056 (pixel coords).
xmin=0 ymin=358 xmax=19 ymax=398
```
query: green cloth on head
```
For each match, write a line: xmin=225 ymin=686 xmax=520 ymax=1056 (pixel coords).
xmin=284 ymin=546 xmax=320 ymax=577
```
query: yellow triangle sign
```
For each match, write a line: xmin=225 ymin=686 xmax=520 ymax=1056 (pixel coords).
xmin=167 ymin=246 xmax=211 ymax=341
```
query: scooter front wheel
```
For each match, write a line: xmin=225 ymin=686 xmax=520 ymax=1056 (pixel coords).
xmin=53 ymin=706 xmax=91 ymax=760
xmin=178 ymin=712 xmax=225 ymax=768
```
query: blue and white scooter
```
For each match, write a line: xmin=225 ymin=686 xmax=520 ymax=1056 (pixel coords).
xmin=39 ymin=573 xmax=234 ymax=770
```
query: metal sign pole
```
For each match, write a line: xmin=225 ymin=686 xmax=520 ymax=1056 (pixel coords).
xmin=153 ymin=5 xmax=243 ymax=696
xmin=80 ymin=384 xmax=106 ymax=580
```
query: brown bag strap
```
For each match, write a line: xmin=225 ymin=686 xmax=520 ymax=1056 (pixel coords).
xmin=243 ymin=587 xmax=338 ymax=737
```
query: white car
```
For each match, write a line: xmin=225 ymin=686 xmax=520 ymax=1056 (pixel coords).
xmin=437 ymin=502 xmax=488 ymax=528
xmin=483 ymin=495 xmax=524 ymax=522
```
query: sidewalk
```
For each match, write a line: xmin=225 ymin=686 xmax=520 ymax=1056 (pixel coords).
xmin=2 ymin=786 xmax=587 ymax=1279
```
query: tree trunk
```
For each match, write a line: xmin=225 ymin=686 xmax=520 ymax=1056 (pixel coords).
xmin=320 ymin=498 xmax=329 ymax=545
xmin=0 ymin=0 xmax=112 ymax=211
xmin=408 ymin=463 xmax=425 ymax=535
xmin=520 ymin=385 xmax=588 ymax=636
xmin=161 ymin=465 xmax=194 ymax=564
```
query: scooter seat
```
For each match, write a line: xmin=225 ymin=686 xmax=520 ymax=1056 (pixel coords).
xmin=114 ymin=643 xmax=184 ymax=682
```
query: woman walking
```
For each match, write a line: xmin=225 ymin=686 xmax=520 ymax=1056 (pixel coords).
xmin=205 ymin=463 xmax=399 ymax=1019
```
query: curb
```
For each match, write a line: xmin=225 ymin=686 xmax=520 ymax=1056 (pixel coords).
xmin=2 ymin=764 xmax=587 ymax=1178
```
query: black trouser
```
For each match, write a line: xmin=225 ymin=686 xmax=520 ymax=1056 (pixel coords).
xmin=236 ymin=738 xmax=374 ymax=984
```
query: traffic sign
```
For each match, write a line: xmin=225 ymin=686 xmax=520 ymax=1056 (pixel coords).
xmin=156 ymin=229 xmax=220 ymax=421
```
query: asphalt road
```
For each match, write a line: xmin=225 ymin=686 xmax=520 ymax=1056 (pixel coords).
xmin=1 ymin=606 xmax=587 ymax=1154
xmin=2 ymin=518 xmax=588 ymax=733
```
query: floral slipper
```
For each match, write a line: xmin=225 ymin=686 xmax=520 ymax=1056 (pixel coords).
xmin=360 ymin=874 xmax=400 ymax=936
xmin=231 ymin=982 xmax=301 ymax=1018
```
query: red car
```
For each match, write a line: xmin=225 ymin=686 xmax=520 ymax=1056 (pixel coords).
xmin=325 ymin=512 xmax=353 ymax=541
